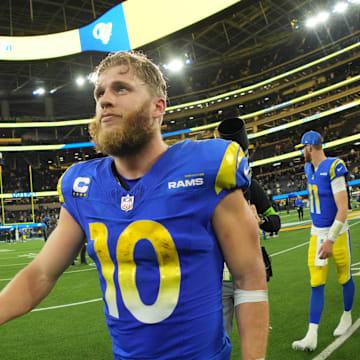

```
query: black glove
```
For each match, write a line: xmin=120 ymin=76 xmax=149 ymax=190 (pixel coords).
xmin=259 ymin=214 xmax=281 ymax=233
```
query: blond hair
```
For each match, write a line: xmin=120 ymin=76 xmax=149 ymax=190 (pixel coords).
xmin=95 ymin=51 xmax=167 ymax=100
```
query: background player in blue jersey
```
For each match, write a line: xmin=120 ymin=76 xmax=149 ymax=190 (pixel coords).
xmin=0 ymin=51 xmax=269 ymax=360
xmin=295 ymin=195 xmax=304 ymax=221
xmin=292 ymin=131 xmax=355 ymax=352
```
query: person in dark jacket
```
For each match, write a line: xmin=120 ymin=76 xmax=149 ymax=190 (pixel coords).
xmin=218 ymin=117 xmax=281 ymax=334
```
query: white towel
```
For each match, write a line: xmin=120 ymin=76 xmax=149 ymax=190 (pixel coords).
xmin=223 ymin=263 xmax=232 ymax=281
xmin=315 ymin=234 xmax=328 ymax=267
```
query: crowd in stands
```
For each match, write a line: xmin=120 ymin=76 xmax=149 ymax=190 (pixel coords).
xmin=0 ymin=204 xmax=59 ymax=242
xmin=250 ymin=116 xmax=360 ymax=163
xmin=0 ymin=24 xmax=359 ymax=211
xmin=0 ymin=164 xmax=62 ymax=194
xmin=166 ymin=27 xmax=360 ymax=103
xmin=255 ymin=148 xmax=360 ymax=197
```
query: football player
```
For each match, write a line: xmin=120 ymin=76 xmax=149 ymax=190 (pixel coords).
xmin=218 ymin=117 xmax=280 ymax=335
xmin=0 ymin=51 xmax=268 ymax=360
xmin=292 ymin=131 xmax=355 ymax=352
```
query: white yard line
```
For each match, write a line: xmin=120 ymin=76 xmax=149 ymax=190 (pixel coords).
xmin=0 ymin=266 xmax=96 ymax=281
xmin=0 ymin=255 xmax=37 ymax=260
xmin=349 ymin=219 xmax=360 ymax=228
xmin=63 ymin=268 xmax=96 ymax=274
xmin=270 ymin=242 xmax=309 ymax=257
xmin=0 ymin=262 xmax=30 ymax=267
xmin=31 ymin=298 xmax=102 ymax=312
xmin=271 ymin=218 xmax=360 ymax=258
xmin=312 ymin=318 xmax=360 ymax=360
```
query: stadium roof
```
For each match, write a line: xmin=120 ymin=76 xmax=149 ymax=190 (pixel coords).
xmin=0 ymin=0 xmax=349 ymax=103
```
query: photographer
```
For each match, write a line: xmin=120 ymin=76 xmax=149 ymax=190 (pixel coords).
xmin=218 ymin=117 xmax=281 ymax=334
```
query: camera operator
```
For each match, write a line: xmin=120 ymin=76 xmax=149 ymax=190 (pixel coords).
xmin=218 ymin=117 xmax=281 ymax=335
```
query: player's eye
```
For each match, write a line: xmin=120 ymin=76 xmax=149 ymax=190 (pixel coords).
xmin=115 ymin=85 xmax=127 ymax=93
xmin=95 ymin=89 xmax=104 ymax=100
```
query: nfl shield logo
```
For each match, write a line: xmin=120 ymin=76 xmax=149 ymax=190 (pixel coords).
xmin=121 ymin=194 xmax=134 ymax=212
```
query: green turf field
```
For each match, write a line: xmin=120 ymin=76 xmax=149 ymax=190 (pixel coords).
xmin=0 ymin=209 xmax=359 ymax=360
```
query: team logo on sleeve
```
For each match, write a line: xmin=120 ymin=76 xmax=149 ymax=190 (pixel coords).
xmin=72 ymin=177 xmax=91 ymax=198
xmin=335 ymin=162 xmax=345 ymax=174
xmin=244 ymin=163 xmax=250 ymax=178
xmin=121 ymin=194 xmax=134 ymax=212
xmin=330 ymin=159 xmax=347 ymax=180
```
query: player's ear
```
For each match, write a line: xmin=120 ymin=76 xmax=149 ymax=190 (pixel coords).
xmin=152 ymin=96 xmax=166 ymax=119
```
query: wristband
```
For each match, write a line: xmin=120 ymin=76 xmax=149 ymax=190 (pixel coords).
xmin=328 ymin=220 xmax=344 ymax=243
xmin=234 ymin=289 xmax=268 ymax=307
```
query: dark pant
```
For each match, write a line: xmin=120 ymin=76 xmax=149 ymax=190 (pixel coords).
xmin=297 ymin=207 xmax=303 ymax=220
xmin=80 ymin=243 xmax=87 ymax=264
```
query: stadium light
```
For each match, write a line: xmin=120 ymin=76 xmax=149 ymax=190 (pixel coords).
xmin=184 ymin=52 xmax=192 ymax=65
xmin=76 ymin=76 xmax=86 ymax=86
xmin=163 ymin=59 xmax=184 ymax=72
xmin=32 ymin=87 xmax=45 ymax=96
xmin=317 ymin=11 xmax=330 ymax=23
xmin=333 ymin=2 xmax=348 ymax=13
xmin=306 ymin=11 xmax=330 ymax=27
xmin=306 ymin=17 xmax=317 ymax=28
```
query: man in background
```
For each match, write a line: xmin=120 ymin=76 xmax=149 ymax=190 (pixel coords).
xmin=218 ymin=117 xmax=280 ymax=335
xmin=295 ymin=195 xmax=304 ymax=221
xmin=292 ymin=130 xmax=355 ymax=352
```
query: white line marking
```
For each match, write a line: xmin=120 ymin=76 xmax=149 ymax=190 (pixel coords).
xmin=271 ymin=218 xmax=360 ymax=258
xmin=31 ymin=298 xmax=102 ymax=312
xmin=312 ymin=318 xmax=360 ymax=360
xmin=281 ymin=220 xmax=312 ymax=228
xmin=0 ymin=267 xmax=96 ymax=281
xmin=349 ymin=220 xmax=360 ymax=228
xmin=0 ymin=255 xmax=34 ymax=260
xmin=271 ymin=241 xmax=309 ymax=257
xmin=0 ymin=262 xmax=30 ymax=267
xmin=64 ymin=268 xmax=96 ymax=274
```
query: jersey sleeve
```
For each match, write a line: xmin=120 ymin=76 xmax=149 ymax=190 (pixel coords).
xmin=330 ymin=158 xmax=348 ymax=181
xmin=213 ymin=141 xmax=250 ymax=196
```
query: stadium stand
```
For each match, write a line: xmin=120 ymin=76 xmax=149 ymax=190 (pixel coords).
xmin=0 ymin=0 xmax=359 ymax=220
xmin=1 ymin=3 xmax=360 ymax=360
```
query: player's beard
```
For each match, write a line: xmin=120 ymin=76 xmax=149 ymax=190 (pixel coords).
xmin=304 ymin=148 xmax=312 ymax=163
xmin=89 ymin=102 xmax=156 ymax=157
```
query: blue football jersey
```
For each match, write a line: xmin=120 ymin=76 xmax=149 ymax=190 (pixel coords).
xmin=295 ymin=198 xmax=303 ymax=208
xmin=305 ymin=157 xmax=347 ymax=228
xmin=58 ymin=139 xmax=250 ymax=360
